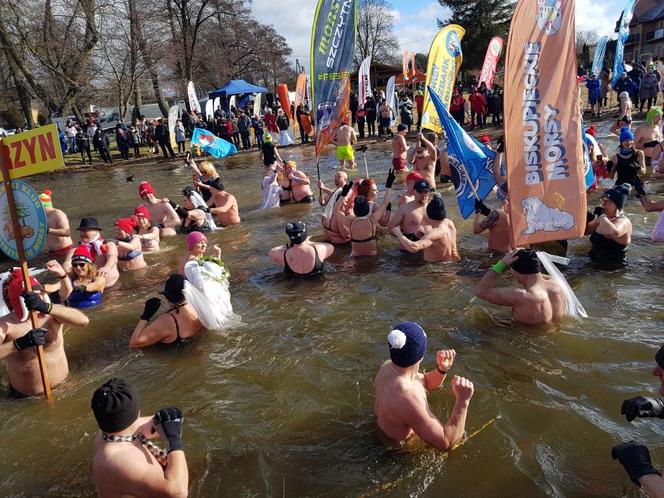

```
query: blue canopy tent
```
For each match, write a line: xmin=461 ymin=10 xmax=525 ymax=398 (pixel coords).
xmin=208 ymin=80 xmax=268 ymax=114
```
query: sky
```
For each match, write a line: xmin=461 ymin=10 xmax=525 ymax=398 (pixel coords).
xmin=251 ymin=0 xmax=627 ymax=68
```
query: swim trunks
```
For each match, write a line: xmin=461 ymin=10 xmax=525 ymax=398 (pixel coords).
xmin=392 ymin=158 xmax=406 ymax=171
xmin=296 ymin=195 xmax=315 ymax=203
xmin=336 ymin=144 xmax=354 ymax=161
xmin=7 ymin=384 xmax=29 ymax=399
xmin=380 ymin=117 xmax=391 ymax=129
xmin=49 ymin=245 xmax=72 ymax=257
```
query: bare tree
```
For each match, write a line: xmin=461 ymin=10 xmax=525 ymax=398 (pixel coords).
xmin=355 ymin=0 xmax=400 ymax=67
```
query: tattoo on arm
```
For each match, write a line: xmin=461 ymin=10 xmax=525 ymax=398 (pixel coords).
xmin=479 ymin=210 xmax=499 ymax=230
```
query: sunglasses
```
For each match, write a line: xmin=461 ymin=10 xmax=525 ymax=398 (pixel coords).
xmin=73 ymin=262 xmax=87 ymax=268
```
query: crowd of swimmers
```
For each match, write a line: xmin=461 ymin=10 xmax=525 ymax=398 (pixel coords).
xmin=0 ymin=103 xmax=663 ymax=496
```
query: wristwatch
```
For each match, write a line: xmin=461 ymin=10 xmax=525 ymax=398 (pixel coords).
xmin=437 ymin=366 xmax=449 ymax=375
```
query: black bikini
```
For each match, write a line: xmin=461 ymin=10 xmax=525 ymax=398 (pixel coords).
xmin=166 ymin=311 xmax=186 ymax=345
xmin=283 ymin=246 xmax=324 ymax=277
xmin=350 ymin=218 xmax=377 ymax=243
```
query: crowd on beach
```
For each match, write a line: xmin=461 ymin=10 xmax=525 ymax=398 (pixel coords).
xmin=0 ymin=56 xmax=663 ymax=496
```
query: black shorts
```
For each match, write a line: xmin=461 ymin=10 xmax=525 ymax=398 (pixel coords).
xmin=7 ymin=384 xmax=29 ymax=399
xmin=296 ymin=195 xmax=315 ymax=203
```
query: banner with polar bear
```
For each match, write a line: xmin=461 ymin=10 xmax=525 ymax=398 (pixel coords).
xmin=504 ymin=0 xmax=586 ymax=246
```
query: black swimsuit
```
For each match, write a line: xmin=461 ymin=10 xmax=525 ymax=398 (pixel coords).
xmin=589 ymin=227 xmax=627 ymax=269
xmin=322 ymin=212 xmax=340 ymax=234
xmin=350 ymin=218 xmax=377 ymax=243
xmin=166 ymin=311 xmax=186 ymax=345
xmin=613 ymin=150 xmax=642 ymax=187
xmin=283 ymin=246 xmax=324 ymax=277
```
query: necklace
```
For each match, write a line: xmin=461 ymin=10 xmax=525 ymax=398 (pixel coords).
xmin=101 ymin=431 xmax=168 ymax=467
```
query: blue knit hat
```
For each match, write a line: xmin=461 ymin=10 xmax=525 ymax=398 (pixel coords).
xmin=619 ymin=127 xmax=634 ymax=144
xmin=388 ymin=322 xmax=427 ymax=367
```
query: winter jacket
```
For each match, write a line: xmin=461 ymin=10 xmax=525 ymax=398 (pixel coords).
xmin=469 ymin=93 xmax=487 ymax=113
xmin=640 ymin=72 xmax=659 ymax=100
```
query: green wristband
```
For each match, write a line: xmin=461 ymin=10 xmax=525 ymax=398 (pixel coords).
xmin=491 ymin=260 xmax=506 ymax=274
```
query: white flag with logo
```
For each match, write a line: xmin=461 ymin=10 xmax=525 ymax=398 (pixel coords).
xmin=358 ymin=56 xmax=373 ymax=107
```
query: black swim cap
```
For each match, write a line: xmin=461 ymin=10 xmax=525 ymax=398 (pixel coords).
xmin=656 ymin=345 xmax=664 ymax=370
xmin=91 ymin=378 xmax=140 ymax=433
xmin=163 ymin=273 xmax=186 ymax=304
xmin=511 ymin=249 xmax=541 ymax=275
xmin=286 ymin=222 xmax=307 ymax=245
xmin=426 ymin=193 xmax=446 ymax=220
xmin=354 ymin=196 xmax=370 ymax=217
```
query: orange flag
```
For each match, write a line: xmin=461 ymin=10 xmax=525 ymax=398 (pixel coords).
xmin=504 ymin=0 xmax=586 ymax=246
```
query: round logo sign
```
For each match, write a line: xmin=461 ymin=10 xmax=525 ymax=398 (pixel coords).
xmin=536 ymin=0 xmax=563 ymax=35
xmin=0 ymin=179 xmax=47 ymax=261
xmin=446 ymin=31 xmax=462 ymax=58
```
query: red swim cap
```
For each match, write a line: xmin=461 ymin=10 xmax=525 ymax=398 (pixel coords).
xmin=72 ymin=245 xmax=93 ymax=264
xmin=115 ymin=218 xmax=137 ymax=235
xmin=134 ymin=205 xmax=151 ymax=220
xmin=406 ymin=172 xmax=424 ymax=183
xmin=138 ymin=181 xmax=155 ymax=198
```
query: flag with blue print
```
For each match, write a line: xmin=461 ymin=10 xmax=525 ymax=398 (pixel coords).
xmin=428 ymin=86 xmax=496 ymax=219
xmin=190 ymin=127 xmax=236 ymax=158
xmin=581 ymin=124 xmax=595 ymax=191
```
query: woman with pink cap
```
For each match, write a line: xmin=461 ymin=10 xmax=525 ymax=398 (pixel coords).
xmin=178 ymin=231 xmax=221 ymax=273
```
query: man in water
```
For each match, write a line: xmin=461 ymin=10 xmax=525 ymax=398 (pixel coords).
xmin=635 ymin=107 xmax=663 ymax=170
xmin=64 ymin=217 xmax=120 ymax=287
xmin=398 ymin=172 xmax=424 ymax=207
xmin=91 ymin=378 xmax=189 ymax=497
xmin=409 ymin=132 xmax=438 ymax=189
xmin=138 ymin=181 xmax=180 ymax=237
xmin=472 ymin=192 xmax=512 ymax=254
xmin=612 ymin=345 xmax=664 ymax=497
xmin=388 ymin=179 xmax=431 ymax=246
xmin=391 ymin=124 xmax=408 ymax=172
xmin=333 ymin=120 xmax=357 ymax=170
xmin=318 ymin=171 xmax=348 ymax=206
xmin=374 ymin=321 xmax=474 ymax=450
xmin=474 ymin=249 xmax=566 ymax=325
xmin=393 ymin=194 xmax=460 ymax=262
xmin=0 ymin=272 xmax=88 ymax=397
xmin=40 ymin=189 xmax=73 ymax=257
xmin=204 ymin=180 xmax=240 ymax=227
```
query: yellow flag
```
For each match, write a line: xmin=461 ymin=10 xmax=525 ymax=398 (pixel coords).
xmin=420 ymin=25 xmax=465 ymax=134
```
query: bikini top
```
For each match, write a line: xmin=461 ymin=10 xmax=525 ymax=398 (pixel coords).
xmin=283 ymin=246 xmax=324 ymax=277
xmin=165 ymin=309 xmax=186 ymax=346
xmin=350 ymin=217 xmax=377 ymax=243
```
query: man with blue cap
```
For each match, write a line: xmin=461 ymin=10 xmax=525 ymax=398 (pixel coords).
xmin=374 ymin=321 xmax=475 ymax=450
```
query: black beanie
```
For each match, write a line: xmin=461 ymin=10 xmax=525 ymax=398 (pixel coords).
xmin=656 ymin=345 xmax=664 ymax=370
xmin=286 ymin=221 xmax=307 ymax=245
xmin=354 ymin=196 xmax=370 ymax=217
xmin=511 ymin=249 xmax=541 ymax=275
xmin=602 ymin=184 xmax=631 ymax=210
xmin=163 ymin=274 xmax=186 ymax=304
xmin=426 ymin=194 xmax=446 ymax=220
xmin=91 ymin=378 xmax=140 ymax=433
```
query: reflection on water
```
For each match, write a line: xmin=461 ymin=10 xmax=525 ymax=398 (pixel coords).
xmin=0 ymin=120 xmax=663 ymax=497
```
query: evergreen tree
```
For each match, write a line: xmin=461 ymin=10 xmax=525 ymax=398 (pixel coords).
xmin=437 ymin=0 xmax=514 ymax=71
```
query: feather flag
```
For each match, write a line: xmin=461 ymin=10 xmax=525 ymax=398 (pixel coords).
xmin=190 ymin=127 xmax=236 ymax=159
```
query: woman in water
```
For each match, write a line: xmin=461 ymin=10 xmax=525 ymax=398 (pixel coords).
xmin=606 ymin=128 xmax=646 ymax=194
xmin=585 ymin=184 xmax=633 ymax=269
xmin=129 ymin=273 xmax=202 ymax=348
xmin=186 ymin=155 xmax=222 ymax=203
xmin=357 ymin=176 xmax=392 ymax=226
xmin=66 ymin=245 xmax=106 ymax=309
xmin=179 ymin=231 xmax=222 ymax=272
xmin=134 ymin=205 xmax=160 ymax=252
xmin=261 ymin=163 xmax=282 ymax=209
xmin=284 ymin=161 xmax=314 ymax=203
xmin=268 ymin=222 xmax=334 ymax=277
xmin=114 ymin=218 xmax=146 ymax=271
xmin=177 ymin=187 xmax=217 ymax=233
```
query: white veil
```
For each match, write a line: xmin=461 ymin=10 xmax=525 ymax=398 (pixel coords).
xmin=183 ymin=259 xmax=239 ymax=330
xmin=536 ymin=252 xmax=588 ymax=319
xmin=189 ymin=190 xmax=218 ymax=230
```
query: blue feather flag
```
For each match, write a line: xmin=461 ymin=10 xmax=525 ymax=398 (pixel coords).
xmin=190 ymin=127 xmax=236 ymax=158
xmin=427 ymin=86 xmax=496 ymax=219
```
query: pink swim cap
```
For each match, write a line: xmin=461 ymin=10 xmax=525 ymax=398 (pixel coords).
xmin=186 ymin=231 xmax=207 ymax=250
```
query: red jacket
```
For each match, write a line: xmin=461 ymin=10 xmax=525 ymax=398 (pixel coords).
xmin=469 ymin=94 xmax=487 ymax=113
xmin=449 ymin=95 xmax=465 ymax=113
xmin=415 ymin=95 xmax=424 ymax=113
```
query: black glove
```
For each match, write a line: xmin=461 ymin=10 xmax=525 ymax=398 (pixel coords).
xmin=22 ymin=292 xmax=52 ymax=314
xmin=340 ymin=181 xmax=354 ymax=197
xmin=140 ymin=297 xmax=162 ymax=321
xmin=593 ymin=207 xmax=604 ymax=217
xmin=586 ymin=211 xmax=596 ymax=224
xmin=385 ymin=168 xmax=396 ymax=189
xmin=154 ymin=407 xmax=184 ymax=452
xmin=474 ymin=199 xmax=491 ymax=216
xmin=606 ymin=160 xmax=614 ymax=173
xmin=621 ymin=396 xmax=664 ymax=422
xmin=496 ymin=136 xmax=505 ymax=153
xmin=14 ymin=328 xmax=47 ymax=351
xmin=612 ymin=441 xmax=660 ymax=484
xmin=72 ymin=284 xmax=87 ymax=293
xmin=386 ymin=202 xmax=392 ymax=212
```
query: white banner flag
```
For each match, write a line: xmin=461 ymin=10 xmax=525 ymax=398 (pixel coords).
xmin=358 ymin=56 xmax=373 ymax=107
xmin=187 ymin=81 xmax=201 ymax=114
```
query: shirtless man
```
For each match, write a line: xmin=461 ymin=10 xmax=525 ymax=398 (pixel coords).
xmin=333 ymin=120 xmax=357 ymax=170
xmin=64 ymin=217 xmax=120 ymax=287
xmin=0 ymin=275 xmax=88 ymax=397
xmin=200 ymin=182 xmax=240 ymax=226
xmin=394 ymin=194 xmax=460 ymax=262
xmin=318 ymin=170 xmax=348 ymax=206
xmin=378 ymin=99 xmax=394 ymax=140
xmin=129 ymin=274 xmax=202 ymax=348
xmin=91 ymin=378 xmax=189 ymax=497
xmin=114 ymin=218 xmax=146 ymax=271
xmin=388 ymin=179 xmax=431 ymax=247
xmin=635 ymin=107 xmax=663 ymax=168
xmin=40 ymin=189 xmax=73 ymax=257
xmin=392 ymin=124 xmax=408 ymax=171
xmin=398 ymin=172 xmax=424 ymax=207
xmin=472 ymin=195 xmax=512 ymax=254
xmin=138 ymin=181 xmax=180 ymax=237
xmin=474 ymin=249 xmax=567 ymax=325
xmin=374 ymin=321 xmax=474 ymax=450
xmin=409 ymin=132 xmax=437 ymax=188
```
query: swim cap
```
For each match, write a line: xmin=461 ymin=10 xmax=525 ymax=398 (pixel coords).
xmin=186 ymin=231 xmax=207 ymax=251
xmin=619 ymin=127 xmax=634 ymax=144
xmin=426 ymin=193 xmax=446 ymax=220
xmin=72 ymin=245 xmax=93 ymax=264
xmin=115 ymin=218 xmax=136 ymax=235
xmin=285 ymin=221 xmax=307 ymax=245
xmin=511 ymin=249 xmax=541 ymax=275
xmin=406 ymin=172 xmax=424 ymax=184
xmin=138 ymin=181 xmax=155 ymax=198
xmin=91 ymin=378 xmax=140 ymax=433
xmin=264 ymin=133 xmax=272 ymax=143
xmin=602 ymin=184 xmax=631 ymax=210
xmin=388 ymin=322 xmax=427 ymax=368
xmin=6 ymin=269 xmax=43 ymax=322
xmin=39 ymin=189 xmax=52 ymax=208
xmin=134 ymin=205 xmax=151 ymax=220
xmin=353 ymin=196 xmax=370 ymax=217
xmin=413 ymin=179 xmax=431 ymax=193
xmin=646 ymin=106 xmax=663 ymax=126
xmin=656 ymin=345 xmax=664 ymax=370
xmin=162 ymin=273 xmax=186 ymax=304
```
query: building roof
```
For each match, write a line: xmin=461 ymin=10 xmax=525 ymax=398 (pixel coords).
xmin=633 ymin=3 xmax=664 ymax=24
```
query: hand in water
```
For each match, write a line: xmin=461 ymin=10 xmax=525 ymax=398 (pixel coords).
xmin=501 ymin=248 xmax=520 ymax=267
xmin=46 ymin=260 xmax=66 ymax=278
xmin=436 ymin=349 xmax=456 ymax=372
xmin=612 ymin=441 xmax=659 ymax=484
xmin=451 ymin=376 xmax=474 ymax=402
